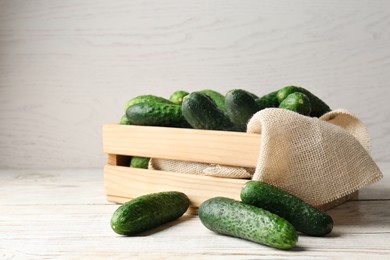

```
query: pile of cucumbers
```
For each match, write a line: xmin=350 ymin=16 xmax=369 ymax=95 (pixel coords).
xmin=122 ymin=86 xmax=331 ymax=132
xmin=114 ymin=86 xmax=334 ymax=249
xmin=111 ymin=181 xmax=334 ymax=250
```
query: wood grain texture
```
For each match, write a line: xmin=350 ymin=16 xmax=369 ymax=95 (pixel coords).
xmin=0 ymin=162 xmax=389 ymax=258
xmin=104 ymin=164 xmax=248 ymax=208
xmin=103 ymin=124 xmax=261 ymax=167
xmin=0 ymin=0 xmax=389 ymax=168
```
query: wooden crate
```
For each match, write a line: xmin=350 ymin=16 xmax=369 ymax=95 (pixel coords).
xmin=103 ymin=124 xmax=357 ymax=212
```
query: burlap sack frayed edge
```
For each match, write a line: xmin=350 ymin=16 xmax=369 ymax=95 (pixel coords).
xmin=319 ymin=108 xmax=371 ymax=152
xmin=247 ymin=108 xmax=383 ymax=206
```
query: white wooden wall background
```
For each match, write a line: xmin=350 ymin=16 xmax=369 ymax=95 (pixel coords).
xmin=0 ymin=0 xmax=389 ymax=169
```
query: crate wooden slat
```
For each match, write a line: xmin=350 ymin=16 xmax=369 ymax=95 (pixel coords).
xmin=104 ymin=164 xmax=248 ymax=212
xmin=103 ymin=124 xmax=261 ymax=168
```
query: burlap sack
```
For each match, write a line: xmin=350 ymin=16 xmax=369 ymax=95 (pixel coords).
xmin=150 ymin=108 xmax=383 ymax=207
xmin=247 ymin=108 xmax=382 ymax=206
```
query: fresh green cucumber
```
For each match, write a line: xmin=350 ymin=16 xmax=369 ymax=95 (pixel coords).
xmin=198 ymin=89 xmax=226 ymax=113
xmin=241 ymin=181 xmax=334 ymax=236
xmin=199 ymin=197 xmax=298 ymax=249
xmin=169 ymin=90 xmax=189 ymax=105
xmin=125 ymin=95 xmax=173 ymax=111
xmin=278 ymin=92 xmax=311 ymax=116
xmin=126 ymin=102 xmax=191 ymax=128
xmin=181 ymin=92 xmax=237 ymax=131
xmin=255 ymin=90 xmax=279 ymax=108
xmin=111 ymin=191 xmax=190 ymax=235
xmin=130 ymin=156 xmax=150 ymax=169
xmin=225 ymin=89 xmax=261 ymax=132
xmin=276 ymin=86 xmax=330 ymax=117
xmin=119 ymin=114 xmax=130 ymax=125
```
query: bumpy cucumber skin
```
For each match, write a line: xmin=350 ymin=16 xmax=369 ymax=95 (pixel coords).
xmin=255 ymin=90 xmax=279 ymax=108
xmin=182 ymin=92 xmax=237 ymax=131
xmin=125 ymin=95 xmax=173 ymax=111
xmin=279 ymin=92 xmax=311 ymax=116
xmin=225 ymin=89 xmax=261 ymax=132
xmin=111 ymin=191 xmax=190 ymax=236
xmin=276 ymin=86 xmax=330 ymax=117
xmin=199 ymin=197 xmax=298 ymax=250
xmin=241 ymin=181 xmax=334 ymax=236
xmin=198 ymin=89 xmax=227 ymax=113
xmin=169 ymin=90 xmax=189 ymax=105
xmin=126 ymin=102 xmax=191 ymax=128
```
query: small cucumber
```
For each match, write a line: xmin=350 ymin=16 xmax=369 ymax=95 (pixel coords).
xmin=125 ymin=95 xmax=173 ymax=111
xmin=278 ymin=92 xmax=311 ymax=116
xmin=169 ymin=90 xmax=189 ymax=105
xmin=111 ymin=191 xmax=190 ymax=235
xmin=225 ymin=89 xmax=261 ymax=132
xmin=130 ymin=156 xmax=150 ymax=169
xmin=241 ymin=181 xmax=334 ymax=236
xmin=255 ymin=90 xmax=279 ymax=108
xmin=198 ymin=89 xmax=226 ymax=113
xmin=119 ymin=114 xmax=130 ymax=125
xmin=182 ymin=92 xmax=237 ymax=131
xmin=276 ymin=86 xmax=331 ymax=117
xmin=126 ymin=102 xmax=191 ymax=128
xmin=199 ymin=197 xmax=298 ymax=250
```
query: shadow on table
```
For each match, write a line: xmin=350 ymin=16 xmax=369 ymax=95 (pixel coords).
xmin=136 ymin=214 xmax=196 ymax=236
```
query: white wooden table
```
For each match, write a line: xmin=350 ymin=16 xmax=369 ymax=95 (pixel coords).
xmin=1 ymin=163 xmax=389 ymax=259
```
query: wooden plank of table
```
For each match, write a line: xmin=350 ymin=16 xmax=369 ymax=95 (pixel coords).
xmin=0 ymin=163 xmax=389 ymax=258
xmin=0 ymin=201 xmax=389 ymax=258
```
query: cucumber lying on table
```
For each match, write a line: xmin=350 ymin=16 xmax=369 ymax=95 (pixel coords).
xmin=111 ymin=191 xmax=190 ymax=236
xmin=199 ymin=197 xmax=298 ymax=250
xmin=241 ymin=181 xmax=334 ymax=236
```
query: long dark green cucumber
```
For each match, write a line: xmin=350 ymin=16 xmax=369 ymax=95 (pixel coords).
xmin=198 ymin=197 xmax=298 ymax=250
xmin=198 ymin=89 xmax=226 ymax=113
xmin=111 ymin=191 xmax=190 ymax=235
xmin=276 ymin=86 xmax=331 ymax=117
xmin=181 ymin=92 xmax=237 ymax=131
xmin=125 ymin=95 xmax=173 ymax=111
xmin=241 ymin=181 xmax=334 ymax=236
xmin=126 ymin=102 xmax=191 ymax=128
xmin=225 ymin=89 xmax=261 ymax=132
xmin=255 ymin=90 xmax=279 ymax=108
